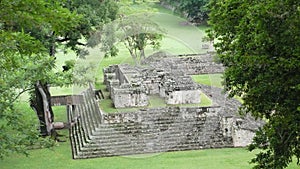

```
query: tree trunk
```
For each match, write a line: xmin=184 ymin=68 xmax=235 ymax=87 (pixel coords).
xmin=30 ymin=32 xmax=57 ymax=137
xmin=128 ymin=48 xmax=138 ymax=65
xmin=30 ymin=81 xmax=54 ymax=136
xmin=49 ymin=31 xmax=56 ymax=57
xmin=140 ymin=49 xmax=145 ymax=64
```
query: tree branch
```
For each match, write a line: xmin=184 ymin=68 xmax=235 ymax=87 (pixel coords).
xmin=56 ymin=37 xmax=70 ymax=42
xmin=56 ymin=38 xmax=86 ymax=46
xmin=12 ymin=87 xmax=35 ymax=103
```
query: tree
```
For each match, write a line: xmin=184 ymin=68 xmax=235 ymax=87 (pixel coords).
xmin=0 ymin=0 xmax=118 ymax=157
xmin=5 ymin=0 xmax=118 ymax=137
xmin=178 ymin=0 xmax=209 ymax=24
xmin=208 ymin=0 xmax=300 ymax=168
xmin=91 ymin=14 xmax=164 ymax=65
xmin=64 ymin=0 xmax=118 ymax=56
xmin=30 ymin=0 xmax=118 ymax=137
xmin=159 ymin=0 xmax=209 ymax=24
xmin=0 ymin=0 xmax=81 ymax=158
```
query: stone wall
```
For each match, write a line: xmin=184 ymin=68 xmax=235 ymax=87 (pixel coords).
xmin=111 ymin=86 xmax=148 ymax=108
xmin=144 ymin=53 xmax=224 ymax=75
xmin=233 ymin=129 xmax=256 ymax=147
xmin=103 ymin=65 xmax=119 ymax=93
xmin=159 ymin=75 xmax=200 ymax=104
xmin=69 ymin=102 xmax=261 ymax=159
xmin=142 ymin=69 xmax=165 ymax=95
xmin=51 ymin=95 xmax=84 ymax=106
xmin=165 ymin=90 xmax=201 ymax=104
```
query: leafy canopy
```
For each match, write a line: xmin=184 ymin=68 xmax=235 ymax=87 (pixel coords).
xmin=0 ymin=0 xmax=81 ymax=158
xmin=90 ymin=13 xmax=164 ymax=65
xmin=159 ymin=0 xmax=210 ymax=23
xmin=208 ymin=0 xmax=300 ymax=168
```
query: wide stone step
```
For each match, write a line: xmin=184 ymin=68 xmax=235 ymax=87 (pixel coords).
xmin=91 ymin=128 xmax=201 ymax=138
xmin=94 ymin=119 xmax=205 ymax=131
xmin=71 ymin=139 xmax=233 ymax=159
xmin=75 ymin=132 xmax=224 ymax=149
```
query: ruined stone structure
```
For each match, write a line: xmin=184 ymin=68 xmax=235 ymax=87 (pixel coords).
xmin=68 ymin=86 xmax=262 ymax=159
xmin=143 ymin=53 xmax=224 ymax=75
xmin=103 ymin=53 xmax=223 ymax=108
xmin=66 ymin=53 xmax=263 ymax=159
xmin=104 ymin=63 xmax=201 ymax=108
xmin=104 ymin=64 xmax=148 ymax=108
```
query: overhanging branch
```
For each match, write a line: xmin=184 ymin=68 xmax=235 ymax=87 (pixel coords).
xmin=12 ymin=87 xmax=35 ymax=103
xmin=56 ymin=38 xmax=86 ymax=46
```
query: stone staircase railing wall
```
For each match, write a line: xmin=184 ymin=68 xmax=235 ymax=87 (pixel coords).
xmin=68 ymin=86 xmax=104 ymax=159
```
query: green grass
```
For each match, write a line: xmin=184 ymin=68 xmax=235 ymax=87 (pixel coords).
xmin=149 ymin=95 xmax=167 ymax=107
xmin=151 ymin=3 xmax=210 ymax=54
xmin=192 ymin=74 xmax=223 ymax=88
xmin=200 ymin=92 xmax=213 ymax=106
xmin=151 ymin=14 xmax=208 ymax=55
xmin=192 ymin=74 xmax=246 ymax=104
xmin=2 ymin=144 xmax=298 ymax=169
xmin=52 ymin=106 xmax=68 ymax=121
xmin=0 ymin=145 xmax=254 ymax=169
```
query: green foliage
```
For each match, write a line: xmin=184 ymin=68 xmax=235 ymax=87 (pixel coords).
xmin=68 ymin=0 xmax=118 ymax=42
xmin=0 ymin=0 xmax=84 ymax=159
xmin=208 ymin=0 xmax=300 ymax=168
xmin=0 ymin=101 xmax=56 ymax=159
xmin=118 ymin=14 xmax=164 ymax=64
xmin=159 ymin=0 xmax=209 ymax=23
xmin=93 ymin=13 xmax=164 ymax=65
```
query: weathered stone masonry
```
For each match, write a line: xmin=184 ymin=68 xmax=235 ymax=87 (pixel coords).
xmin=104 ymin=63 xmax=201 ymax=108
xmin=103 ymin=53 xmax=224 ymax=109
xmin=67 ymin=53 xmax=263 ymax=159
xmin=68 ymin=86 xmax=262 ymax=159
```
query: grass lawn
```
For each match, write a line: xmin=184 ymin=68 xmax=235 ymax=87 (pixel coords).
xmin=191 ymin=74 xmax=223 ymax=88
xmin=0 ymin=145 xmax=256 ymax=169
xmin=2 ymin=144 xmax=298 ymax=169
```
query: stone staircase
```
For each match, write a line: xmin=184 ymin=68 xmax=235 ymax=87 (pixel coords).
xmin=68 ymin=88 xmax=234 ymax=159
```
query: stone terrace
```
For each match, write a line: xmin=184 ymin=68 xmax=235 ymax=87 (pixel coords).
xmin=143 ymin=53 xmax=224 ymax=75
xmin=68 ymin=85 xmax=263 ymax=159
